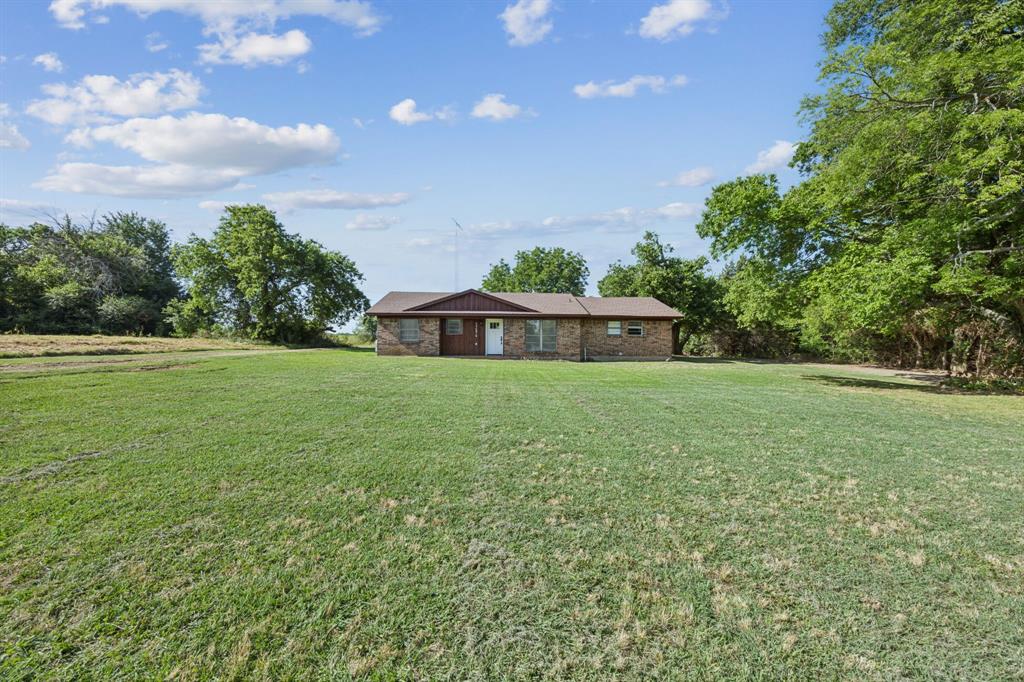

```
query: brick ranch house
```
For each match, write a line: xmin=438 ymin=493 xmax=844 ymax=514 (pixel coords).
xmin=367 ymin=289 xmax=683 ymax=361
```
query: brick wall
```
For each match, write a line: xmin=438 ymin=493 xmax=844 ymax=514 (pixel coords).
xmin=376 ymin=317 xmax=440 ymax=356
xmin=503 ymin=318 xmax=582 ymax=360
xmin=374 ymin=316 xmax=672 ymax=360
xmin=580 ymin=319 xmax=674 ymax=359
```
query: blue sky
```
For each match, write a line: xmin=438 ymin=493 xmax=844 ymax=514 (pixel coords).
xmin=0 ymin=0 xmax=830 ymax=305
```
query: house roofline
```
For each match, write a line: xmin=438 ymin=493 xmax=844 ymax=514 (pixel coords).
xmin=406 ymin=288 xmax=537 ymax=313
xmin=369 ymin=312 xmax=681 ymax=320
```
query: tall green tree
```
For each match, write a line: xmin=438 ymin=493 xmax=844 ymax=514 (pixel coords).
xmin=698 ymin=0 xmax=1024 ymax=375
xmin=598 ymin=231 xmax=722 ymax=351
xmin=1 ymin=213 xmax=179 ymax=334
xmin=481 ymin=247 xmax=589 ymax=295
xmin=168 ymin=204 xmax=368 ymax=342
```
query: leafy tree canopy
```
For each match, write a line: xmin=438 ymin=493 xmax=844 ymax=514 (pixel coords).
xmin=168 ymin=204 xmax=368 ymax=342
xmin=598 ymin=231 xmax=722 ymax=348
xmin=1 ymin=213 xmax=179 ymax=334
xmin=481 ymin=247 xmax=589 ymax=296
xmin=697 ymin=0 xmax=1024 ymax=375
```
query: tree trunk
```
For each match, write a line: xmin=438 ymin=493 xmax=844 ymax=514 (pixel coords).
xmin=910 ymin=331 xmax=923 ymax=368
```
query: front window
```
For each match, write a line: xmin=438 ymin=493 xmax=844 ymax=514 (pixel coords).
xmin=627 ymin=320 xmax=644 ymax=336
xmin=607 ymin=320 xmax=622 ymax=336
xmin=446 ymin=319 xmax=463 ymax=335
xmin=399 ymin=318 xmax=420 ymax=342
xmin=525 ymin=319 xmax=556 ymax=352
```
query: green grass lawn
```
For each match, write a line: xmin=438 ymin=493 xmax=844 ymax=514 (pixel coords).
xmin=2 ymin=350 xmax=1021 ymax=679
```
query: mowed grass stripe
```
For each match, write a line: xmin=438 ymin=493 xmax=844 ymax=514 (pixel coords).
xmin=1 ymin=350 xmax=1021 ymax=678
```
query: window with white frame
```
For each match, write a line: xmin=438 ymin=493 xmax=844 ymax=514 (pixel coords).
xmin=399 ymin=318 xmax=420 ymax=342
xmin=607 ymin=320 xmax=622 ymax=336
xmin=446 ymin=319 xmax=463 ymax=335
xmin=627 ymin=320 xmax=644 ymax=336
xmin=525 ymin=319 xmax=556 ymax=352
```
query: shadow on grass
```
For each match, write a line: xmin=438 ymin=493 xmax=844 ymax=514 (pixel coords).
xmin=805 ymin=373 xmax=1024 ymax=396
xmin=804 ymin=374 xmax=944 ymax=393
xmin=673 ymin=355 xmax=846 ymax=366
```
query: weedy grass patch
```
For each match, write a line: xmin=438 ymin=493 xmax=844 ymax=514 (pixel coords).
xmin=1 ymin=350 xmax=1021 ymax=678
xmin=0 ymin=334 xmax=279 ymax=359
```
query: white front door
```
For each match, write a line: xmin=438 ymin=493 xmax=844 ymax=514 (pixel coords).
xmin=485 ymin=318 xmax=503 ymax=355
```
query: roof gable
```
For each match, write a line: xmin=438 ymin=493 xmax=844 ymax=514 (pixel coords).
xmin=408 ymin=289 xmax=536 ymax=313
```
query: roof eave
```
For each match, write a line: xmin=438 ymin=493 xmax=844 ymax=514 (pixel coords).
xmin=406 ymin=288 xmax=537 ymax=313
xmin=368 ymin=312 xmax=681 ymax=319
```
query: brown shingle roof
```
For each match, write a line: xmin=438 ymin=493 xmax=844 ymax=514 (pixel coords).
xmin=367 ymin=289 xmax=681 ymax=318
xmin=366 ymin=291 xmax=451 ymax=314
xmin=576 ymin=296 xmax=682 ymax=318
xmin=485 ymin=292 xmax=590 ymax=316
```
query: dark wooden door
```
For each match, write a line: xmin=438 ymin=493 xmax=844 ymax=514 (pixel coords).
xmin=440 ymin=318 xmax=484 ymax=355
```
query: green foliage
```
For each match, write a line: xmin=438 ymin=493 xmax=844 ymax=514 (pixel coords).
xmin=697 ymin=0 xmax=1024 ymax=376
xmin=170 ymin=204 xmax=368 ymax=343
xmin=354 ymin=314 xmax=378 ymax=342
xmin=481 ymin=247 xmax=589 ymax=295
xmin=97 ymin=296 xmax=161 ymax=335
xmin=942 ymin=375 xmax=1024 ymax=395
xmin=598 ymin=232 xmax=722 ymax=348
xmin=0 ymin=214 xmax=180 ymax=335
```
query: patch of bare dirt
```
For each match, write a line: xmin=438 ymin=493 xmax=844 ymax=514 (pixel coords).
xmin=0 ymin=349 xmax=301 ymax=373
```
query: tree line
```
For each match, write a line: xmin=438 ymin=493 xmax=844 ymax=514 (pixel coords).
xmin=1 ymin=205 xmax=368 ymax=343
xmin=479 ymin=0 xmax=1023 ymax=378
xmin=2 ymin=1 xmax=1019 ymax=375
xmin=478 ymin=237 xmax=800 ymax=360
xmin=696 ymin=0 xmax=1023 ymax=379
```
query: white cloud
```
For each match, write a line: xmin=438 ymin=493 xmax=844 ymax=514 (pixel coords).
xmin=199 ymin=29 xmax=312 ymax=66
xmin=388 ymin=98 xmax=455 ymax=126
xmin=499 ymin=0 xmax=553 ymax=46
xmin=199 ymin=199 xmax=230 ymax=211
xmin=67 ymin=112 xmax=339 ymax=174
xmin=468 ymin=202 xmax=702 ymax=237
xmin=745 ymin=140 xmax=796 ymax=173
xmin=471 ymin=93 xmax=528 ymax=121
xmin=657 ymin=165 xmax=715 ymax=187
xmin=33 ymin=52 xmax=64 ymax=72
xmin=406 ymin=237 xmax=454 ymax=252
xmin=573 ymin=74 xmax=687 ymax=99
xmin=50 ymin=0 xmax=384 ymax=36
xmin=39 ymin=113 xmax=339 ymax=197
xmin=638 ymin=0 xmax=720 ymax=41
xmin=0 ymin=198 xmax=55 ymax=220
xmin=51 ymin=1 xmax=382 ymax=70
xmin=654 ymin=202 xmax=702 ymax=219
xmin=262 ymin=189 xmax=411 ymax=210
xmin=346 ymin=213 xmax=400 ymax=230
xmin=352 ymin=117 xmax=373 ymax=129
xmin=0 ymin=104 xmax=31 ymax=150
xmin=145 ymin=32 xmax=169 ymax=52
xmin=26 ymin=70 xmax=202 ymax=125
xmin=389 ymin=98 xmax=432 ymax=126
xmin=539 ymin=202 xmax=701 ymax=231
xmin=36 ymin=163 xmax=243 ymax=197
